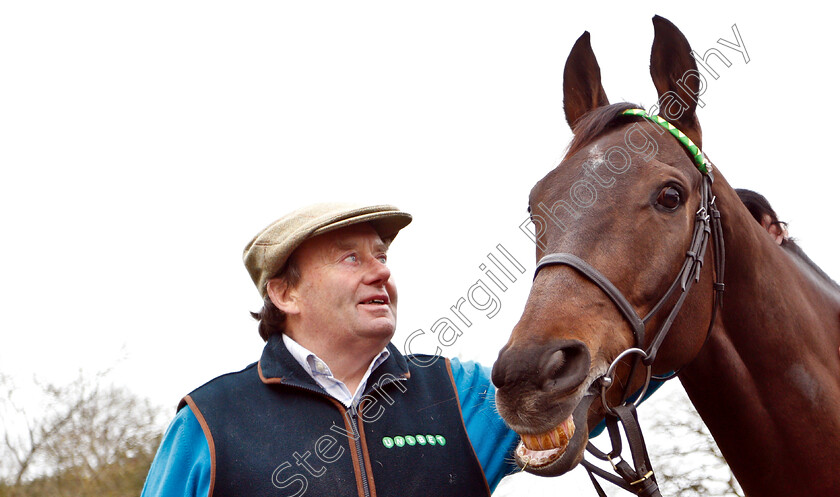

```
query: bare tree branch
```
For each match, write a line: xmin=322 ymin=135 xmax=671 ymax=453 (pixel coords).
xmin=638 ymin=382 xmax=744 ymax=497
xmin=0 ymin=369 xmax=166 ymax=496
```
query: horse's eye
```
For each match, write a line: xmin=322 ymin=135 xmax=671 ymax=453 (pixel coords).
xmin=656 ymin=186 xmax=681 ymax=210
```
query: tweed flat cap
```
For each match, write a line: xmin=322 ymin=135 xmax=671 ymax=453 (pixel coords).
xmin=244 ymin=203 xmax=412 ymax=297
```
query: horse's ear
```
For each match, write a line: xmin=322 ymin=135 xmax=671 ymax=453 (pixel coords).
xmin=650 ymin=15 xmax=703 ymax=147
xmin=564 ymin=31 xmax=609 ymax=132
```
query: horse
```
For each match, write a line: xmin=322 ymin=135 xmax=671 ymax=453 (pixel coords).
xmin=490 ymin=15 xmax=840 ymax=497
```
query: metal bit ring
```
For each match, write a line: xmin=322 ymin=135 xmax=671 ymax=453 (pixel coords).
xmin=600 ymin=348 xmax=652 ymax=416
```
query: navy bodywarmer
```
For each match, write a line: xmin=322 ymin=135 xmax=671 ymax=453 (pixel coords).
xmin=180 ymin=336 xmax=491 ymax=497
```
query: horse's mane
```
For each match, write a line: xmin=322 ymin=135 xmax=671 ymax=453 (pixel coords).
xmin=564 ymin=102 xmax=641 ymax=159
xmin=781 ymin=239 xmax=840 ymax=291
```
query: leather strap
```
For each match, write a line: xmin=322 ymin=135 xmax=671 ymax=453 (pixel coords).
xmin=535 ymin=253 xmax=646 ymax=345
xmin=584 ymin=405 xmax=661 ymax=497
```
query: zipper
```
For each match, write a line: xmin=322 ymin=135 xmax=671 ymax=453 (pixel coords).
xmin=279 ymin=381 xmax=374 ymax=497
xmin=348 ymin=404 xmax=372 ymax=497
xmin=349 ymin=375 xmax=408 ymax=497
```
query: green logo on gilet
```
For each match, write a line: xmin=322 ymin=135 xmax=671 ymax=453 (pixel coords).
xmin=382 ymin=434 xmax=446 ymax=449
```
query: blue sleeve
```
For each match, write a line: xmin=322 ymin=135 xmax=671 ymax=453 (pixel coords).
xmin=141 ymin=405 xmax=212 ymax=497
xmin=449 ymin=357 xmax=520 ymax=493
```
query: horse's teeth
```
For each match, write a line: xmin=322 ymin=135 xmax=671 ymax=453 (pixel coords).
xmin=520 ymin=415 xmax=576 ymax=452
xmin=561 ymin=415 xmax=575 ymax=438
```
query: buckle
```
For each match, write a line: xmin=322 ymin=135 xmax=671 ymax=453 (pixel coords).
xmin=631 ymin=470 xmax=654 ymax=486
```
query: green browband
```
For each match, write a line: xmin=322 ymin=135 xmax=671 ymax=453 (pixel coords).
xmin=621 ymin=108 xmax=709 ymax=174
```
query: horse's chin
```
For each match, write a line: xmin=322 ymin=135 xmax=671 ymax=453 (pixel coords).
xmin=514 ymin=394 xmax=596 ymax=476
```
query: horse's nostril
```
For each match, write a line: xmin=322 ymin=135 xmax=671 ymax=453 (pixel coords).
xmin=543 ymin=349 xmax=568 ymax=379
xmin=539 ymin=340 xmax=591 ymax=395
xmin=492 ymin=339 xmax=590 ymax=395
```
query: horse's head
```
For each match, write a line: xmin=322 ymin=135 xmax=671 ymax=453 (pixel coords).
xmin=492 ymin=16 xmax=721 ymax=475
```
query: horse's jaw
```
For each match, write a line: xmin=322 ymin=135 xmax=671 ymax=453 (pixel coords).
xmin=512 ymin=394 xmax=597 ymax=476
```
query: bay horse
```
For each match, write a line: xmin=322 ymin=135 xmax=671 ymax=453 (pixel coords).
xmin=491 ymin=15 xmax=840 ymax=496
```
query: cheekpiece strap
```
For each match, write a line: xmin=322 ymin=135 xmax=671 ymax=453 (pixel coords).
xmin=621 ymin=108 xmax=709 ymax=175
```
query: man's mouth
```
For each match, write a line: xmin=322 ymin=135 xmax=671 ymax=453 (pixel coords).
xmin=360 ymin=296 xmax=389 ymax=305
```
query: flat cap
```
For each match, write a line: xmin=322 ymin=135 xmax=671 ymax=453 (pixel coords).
xmin=244 ymin=203 xmax=412 ymax=298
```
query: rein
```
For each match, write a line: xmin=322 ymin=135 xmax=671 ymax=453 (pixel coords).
xmin=533 ymin=109 xmax=726 ymax=497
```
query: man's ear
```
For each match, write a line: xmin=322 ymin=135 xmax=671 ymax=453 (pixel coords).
xmin=266 ymin=278 xmax=300 ymax=315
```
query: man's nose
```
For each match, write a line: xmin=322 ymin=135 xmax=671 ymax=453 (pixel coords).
xmin=365 ymin=257 xmax=391 ymax=284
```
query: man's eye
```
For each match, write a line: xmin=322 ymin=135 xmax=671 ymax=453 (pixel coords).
xmin=344 ymin=254 xmax=358 ymax=263
xmin=377 ymin=255 xmax=387 ymax=264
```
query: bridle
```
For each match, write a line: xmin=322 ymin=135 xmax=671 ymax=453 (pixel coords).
xmin=532 ymin=109 xmax=726 ymax=497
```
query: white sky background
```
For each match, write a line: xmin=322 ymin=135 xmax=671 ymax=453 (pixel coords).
xmin=2 ymin=1 xmax=838 ymax=494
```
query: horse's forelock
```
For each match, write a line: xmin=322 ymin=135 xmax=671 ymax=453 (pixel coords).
xmin=564 ymin=102 xmax=642 ymax=160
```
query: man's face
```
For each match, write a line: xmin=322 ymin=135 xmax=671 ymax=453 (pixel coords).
xmin=285 ymin=223 xmax=398 ymax=346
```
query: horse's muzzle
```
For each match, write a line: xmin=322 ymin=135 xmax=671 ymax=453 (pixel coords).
xmin=492 ymin=338 xmax=591 ymax=430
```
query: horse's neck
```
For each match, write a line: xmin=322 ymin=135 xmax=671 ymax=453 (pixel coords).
xmin=678 ymin=190 xmax=840 ymax=496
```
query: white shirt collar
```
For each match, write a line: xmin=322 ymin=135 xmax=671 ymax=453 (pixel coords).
xmin=282 ymin=333 xmax=390 ymax=408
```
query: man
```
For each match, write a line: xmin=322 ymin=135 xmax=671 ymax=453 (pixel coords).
xmin=141 ymin=203 xmax=519 ymax=497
